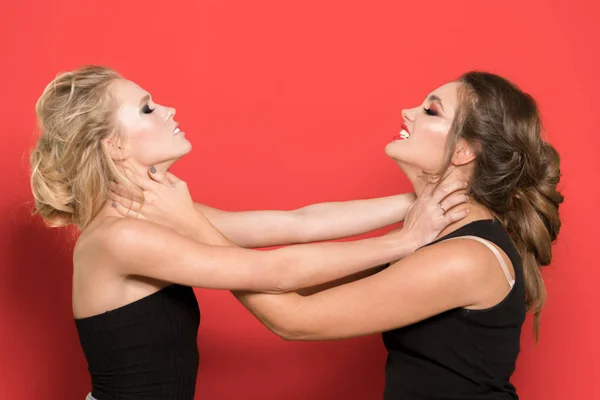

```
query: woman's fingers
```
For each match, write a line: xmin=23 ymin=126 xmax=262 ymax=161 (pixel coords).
xmin=431 ymin=180 xmax=468 ymax=205
xmin=111 ymin=199 xmax=144 ymax=219
xmin=109 ymin=181 xmax=144 ymax=202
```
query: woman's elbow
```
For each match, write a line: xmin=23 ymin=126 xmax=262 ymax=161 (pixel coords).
xmin=264 ymin=259 xmax=301 ymax=294
xmin=270 ymin=316 xmax=324 ymax=341
xmin=269 ymin=323 xmax=311 ymax=341
xmin=258 ymin=311 xmax=312 ymax=341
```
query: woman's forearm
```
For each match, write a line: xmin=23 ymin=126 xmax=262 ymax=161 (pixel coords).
xmin=193 ymin=193 xmax=416 ymax=248
xmin=175 ymin=211 xmax=234 ymax=246
xmin=262 ymin=232 xmax=415 ymax=292
xmin=293 ymin=193 xmax=416 ymax=243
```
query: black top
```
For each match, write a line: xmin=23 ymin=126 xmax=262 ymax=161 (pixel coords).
xmin=382 ymin=219 xmax=526 ymax=400
xmin=75 ymin=284 xmax=200 ymax=400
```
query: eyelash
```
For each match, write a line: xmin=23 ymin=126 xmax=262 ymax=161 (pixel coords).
xmin=142 ymin=104 xmax=155 ymax=114
xmin=424 ymin=107 xmax=438 ymax=116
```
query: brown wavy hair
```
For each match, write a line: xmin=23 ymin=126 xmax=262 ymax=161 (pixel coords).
xmin=444 ymin=72 xmax=563 ymax=339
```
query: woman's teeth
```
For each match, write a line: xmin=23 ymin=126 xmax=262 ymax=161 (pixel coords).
xmin=173 ymin=128 xmax=181 ymax=135
xmin=399 ymin=129 xmax=410 ymax=139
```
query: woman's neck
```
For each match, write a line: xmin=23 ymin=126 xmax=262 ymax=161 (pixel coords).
xmin=435 ymin=201 xmax=495 ymax=240
xmin=410 ymin=167 xmax=494 ymax=240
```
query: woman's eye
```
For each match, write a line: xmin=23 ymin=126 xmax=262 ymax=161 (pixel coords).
xmin=424 ymin=107 xmax=438 ymax=116
xmin=141 ymin=104 xmax=155 ymax=114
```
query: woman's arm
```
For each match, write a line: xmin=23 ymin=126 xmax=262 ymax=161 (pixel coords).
xmin=98 ymin=216 xmax=416 ymax=293
xmin=234 ymin=238 xmax=508 ymax=340
xmin=109 ymin=168 xmax=417 ymax=248
xmin=192 ymin=193 xmax=416 ymax=248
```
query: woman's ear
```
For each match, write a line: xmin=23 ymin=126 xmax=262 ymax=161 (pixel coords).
xmin=102 ymin=134 xmax=128 ymax=161
xmin=451 ymin=138 xmax=477 ymax=166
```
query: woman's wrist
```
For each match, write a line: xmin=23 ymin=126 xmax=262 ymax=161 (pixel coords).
xmin=372 ymin=231 xmax=418 ymax=264
xmin=181 ymin=211 xmax=232 ymax=246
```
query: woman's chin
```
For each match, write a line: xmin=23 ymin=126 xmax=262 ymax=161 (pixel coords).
xmin=384 ymin=145 xmax=405 ymax=167
xmin=384 ymin=141 xmax=396 ymax=157
xmin=173 ymin=142 xmax=193 ymax=160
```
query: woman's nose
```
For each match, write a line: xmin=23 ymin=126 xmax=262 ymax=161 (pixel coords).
xmin=165 ymin=107 xmax=176 ymax=121
xmin=401 ymin=108 xmax=415 ymax=122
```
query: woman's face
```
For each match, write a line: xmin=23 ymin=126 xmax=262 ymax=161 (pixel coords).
xmin=385 ymin=81 xmax=460 ymax=181
xmin=106 ymin=78 xmax=192 ymax=169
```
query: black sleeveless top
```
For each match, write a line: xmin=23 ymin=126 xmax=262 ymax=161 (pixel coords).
xmin=75 ymin=284 xmax=200 ymax=400
xmin=382 ymin=219 xmax=526 ymax=400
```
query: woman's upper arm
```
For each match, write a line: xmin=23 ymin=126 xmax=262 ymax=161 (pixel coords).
xmin=100 ymin=218 xmax=282 ymax=291
xmin=264 ymin=240 xmax=495 ymax=340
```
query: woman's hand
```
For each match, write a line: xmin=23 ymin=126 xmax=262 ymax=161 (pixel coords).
xmin=389 ymin=177 xmax=470 ymax=251
xmin=109 ymin=168 xmax=207 ymax=238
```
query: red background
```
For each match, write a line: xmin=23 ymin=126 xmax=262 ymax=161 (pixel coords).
xmin=1 ymin=0 xmax=598 ymax=399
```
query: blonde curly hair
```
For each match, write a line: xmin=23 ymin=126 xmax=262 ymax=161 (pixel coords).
xmin=30 ymin=65 xmax=125 ymax=229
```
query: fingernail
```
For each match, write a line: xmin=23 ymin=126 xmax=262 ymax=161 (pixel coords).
xmin=149 ymin=166 xmax=157 ymax=174
xmin=112 ymin=202 xmax=117 ymax=208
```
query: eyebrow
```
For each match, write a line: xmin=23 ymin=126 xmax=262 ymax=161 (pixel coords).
xmin=428 ymin=95 xmax=445 ymax=112
xmin=139 ymin=94 xmax=151 ymax=107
